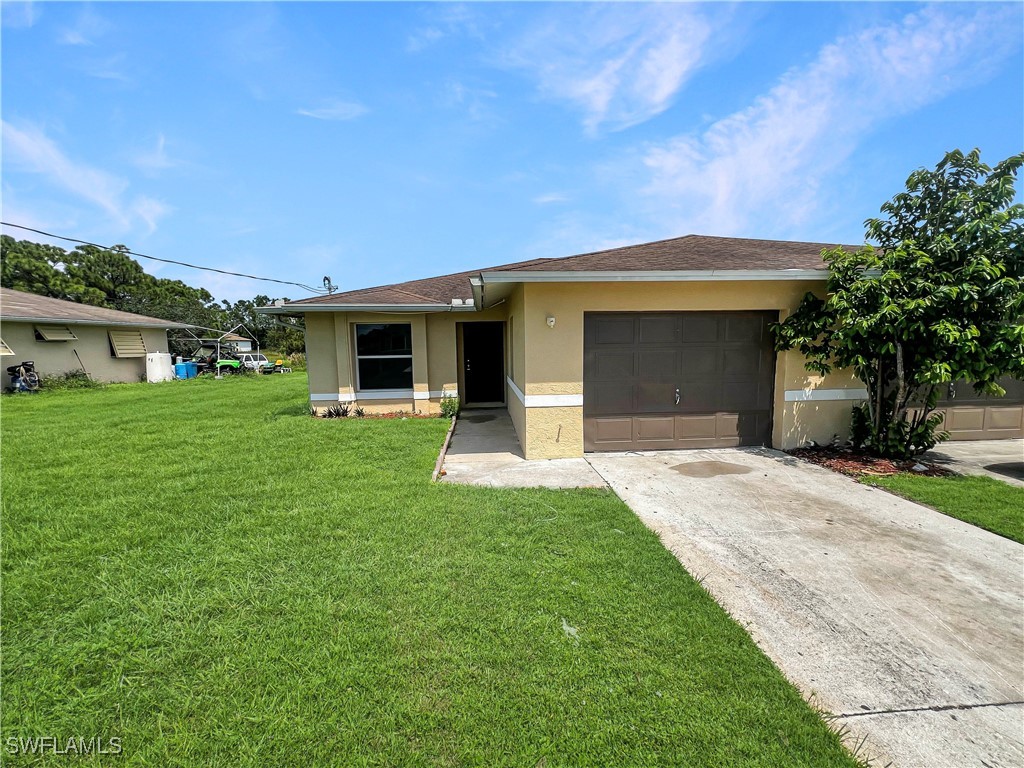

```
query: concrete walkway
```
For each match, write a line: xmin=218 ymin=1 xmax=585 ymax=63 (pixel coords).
xmin=587 ymin=448 xmax=1024 ymax=768
xmin=439 ymin=409 xmax=606 ymax=488
xmin=922 ymin=439 xmax=1024 ymax=488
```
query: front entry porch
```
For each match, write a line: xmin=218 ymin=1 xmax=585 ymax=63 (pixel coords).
xmin=439 ymin=408 xmax=605 ymax=488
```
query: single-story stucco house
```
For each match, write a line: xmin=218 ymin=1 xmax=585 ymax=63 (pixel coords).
xmin=261 ymin=235 xmax=1024 ymax=459
xmin=0 ymin=287 xmax=186 ymax=383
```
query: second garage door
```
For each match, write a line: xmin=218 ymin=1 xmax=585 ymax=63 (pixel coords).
xmin=935 ymin=377 xmax=1024 ymax=440
xmin=583 ymin=311 xmax=776 ymax=452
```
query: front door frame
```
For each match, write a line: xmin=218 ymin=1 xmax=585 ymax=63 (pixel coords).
xmin=457 ymin=321 xmax=506 ymax=408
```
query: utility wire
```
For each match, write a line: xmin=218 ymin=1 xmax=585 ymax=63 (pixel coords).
xmin=1 ymin=221 xmax=330 ymax=295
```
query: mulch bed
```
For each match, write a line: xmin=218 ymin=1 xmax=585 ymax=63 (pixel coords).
xmin=788 ymin=446 xmax=953 ymax=477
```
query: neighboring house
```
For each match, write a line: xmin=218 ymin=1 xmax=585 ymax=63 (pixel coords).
xmin=260 ymin=235 xmax=1024 ymax=459
xmin=0 ymin=288 xmax=187 ymax=383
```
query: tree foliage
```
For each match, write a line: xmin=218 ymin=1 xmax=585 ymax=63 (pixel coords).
xmin=0 ymin=235 xmax=305 ymax=354
xmin=774 ymin=149 xmax=1024 ymax=458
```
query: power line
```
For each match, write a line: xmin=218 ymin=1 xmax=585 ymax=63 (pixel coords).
xmin=0 ymin=221 xmax=330 ymax=295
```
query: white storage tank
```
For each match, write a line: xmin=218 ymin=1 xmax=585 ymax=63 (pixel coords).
xmin=146 ymin=352 xmax=174 ymax=383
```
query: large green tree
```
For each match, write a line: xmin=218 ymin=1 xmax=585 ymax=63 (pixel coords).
xmin=1 ymin=236 xmax=305 ymax=354
xmin=774 ymin=149 xmax=1024 ymax=458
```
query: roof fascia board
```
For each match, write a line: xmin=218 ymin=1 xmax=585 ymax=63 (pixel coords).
xmin=480 ymin=269 xmax=830 ymax=283
xmin=258 ymin=303 xmax=477 ymax=314
xmin=0 ymin=316 xmax=188 ymax=328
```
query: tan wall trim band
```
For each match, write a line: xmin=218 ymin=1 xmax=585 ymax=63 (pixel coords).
xmin=506 ymin=377 xmax=584 ymax=408
xmin=310 ymin=390 xmax=456 ymax=402
xmin=784 ymin=388 xmax=868 ymax=402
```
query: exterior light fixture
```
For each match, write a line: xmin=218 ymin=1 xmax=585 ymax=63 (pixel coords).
xmin=546 ymin=315 xmax=556 ymax=329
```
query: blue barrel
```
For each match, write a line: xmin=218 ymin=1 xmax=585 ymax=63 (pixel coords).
xmin=174 ymin=363 xmax=188 ymax=379
xmin=185 ymin=361 xmax=198 ymax=378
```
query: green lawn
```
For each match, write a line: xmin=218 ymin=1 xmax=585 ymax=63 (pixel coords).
xmin=863 ymin=473 xmax=1024 ymax=544
xmin=1 ymin=375 xmax=857 ymax=767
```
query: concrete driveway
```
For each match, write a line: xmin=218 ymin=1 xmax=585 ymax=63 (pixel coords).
xmin=923 ymin=439 xmax=1024 ymax=488
xmin=587 ymin=448 xmax=1024 ymax=768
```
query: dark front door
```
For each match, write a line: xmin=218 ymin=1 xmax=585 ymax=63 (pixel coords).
xmin=583 ymin=311 xmax=776 ymax=451
xmin=463 ymin=322 xmax=505 ymax=405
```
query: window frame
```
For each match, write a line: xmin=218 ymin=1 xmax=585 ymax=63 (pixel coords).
xmin=353 ymin=322 xmax=414 ymax=393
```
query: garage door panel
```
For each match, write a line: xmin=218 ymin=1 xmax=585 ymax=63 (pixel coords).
xmin=721 ymin=381 xmax=763 ymax=411
xmin=722 ymin=347 xmax=762 ymax=377
xmin=639 ymin=316 xmax=679 ymax=344
xmin=987 ymin=407 xmax=1023 ymax=431
xmin=636 ymin=417 xmax=676 ymax=442
xmin=589 ymin=382 xmax=633 ymax=415
xmin=681 ymin=315 xmax=720 ymax=343
xmin=584 ymin=311 xmax=777 ymax=451
xmin=594 ymin=351 xmax=634 ymax=379
xmin=638 ymin=349 xmax=679 ymax=378
xmin=637 ymin=382 xmax=678 ymax=412
xmin=681 ymin=346 xmax=719 ymax=377
xmin=725 ymin=315 xmax=764 ymax=343
xmin=590 ymin=418 xmax=634 ymax=447
xmin=680 ymin=381 xmax=720 ymax=411
xmin=594 ymin=317 xmax=635 ymax=345
xmin=946 ymin=408 xmax=986 ymax=432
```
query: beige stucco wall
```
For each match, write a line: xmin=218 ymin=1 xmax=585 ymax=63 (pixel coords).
xmin=0 ymin=321 xmax=170 ymax=383
xmin=505 ymin=284 xmax=527 ymax=448
xmin=303 ymin=307 xmax=506 ymax=415
xmin=299 ymin=280 xmax=868 ymax=455
xmin=512 ymin=281 xmax=865 ymax=458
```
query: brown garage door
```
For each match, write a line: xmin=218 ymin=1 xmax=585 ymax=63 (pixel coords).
xmin=935 ymin=377 xmax=1024 ymax=440
xmin=583 ymin=312 xmax=776 ymax=452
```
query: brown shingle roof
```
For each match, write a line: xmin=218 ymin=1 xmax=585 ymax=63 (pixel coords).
xmin=285 ymin=234 xmax=844 ymax=307
xmin=495 ymin=235 xmax=842 ymax=272
xmin=0 ymin=287 xmax=188 ymax=328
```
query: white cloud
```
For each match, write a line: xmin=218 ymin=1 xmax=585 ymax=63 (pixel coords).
xmin=133 ymin=133 xmax=176 ymax=174
xmin=406 ymin=4 xmax=485 ymax=53
xmin=2 ymin=120 xmax=170 ymax=234
xmin=443 ymin=79 xmax=498 ymax=123
xmin=499 ymin=5 xmax=715 ymax=133
xmin=533 ymin=192 xmax=569 ymax=205
xmin=296 ymin=99 xmax=368 ymax=121
xmin=81 ymin=53 xmax=133 ymax=84
xmin=58 ymin=7 xmax=110 ymax=45
xmin=132 ymin=197 xmax=172 ymax=235
xmin=1 ymin=1 xmax=38 ymax=29
xmin=636 ymin=6 xmax=1022 ymax=238
xmin=406 ymin=25 xmax=444 ymax=53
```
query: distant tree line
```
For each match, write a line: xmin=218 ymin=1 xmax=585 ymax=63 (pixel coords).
xmin=0 ymin=235 xmax=305 ymax=355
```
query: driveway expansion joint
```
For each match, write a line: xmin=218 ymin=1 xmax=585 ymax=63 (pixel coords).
xmin=835 ymin=700 xmax=1024 ymax=719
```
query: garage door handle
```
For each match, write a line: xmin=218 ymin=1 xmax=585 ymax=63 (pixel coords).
xmin=675 ymin=388 xmax=680 ymax=406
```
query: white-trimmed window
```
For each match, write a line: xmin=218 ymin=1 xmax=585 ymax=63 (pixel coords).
xmin=354 ymin=323 xmax=413 ymax=390
xmin=0 ymin=338 xmax=13 ymax=356
xmin=109 ymin=329 xmax=147 ymax=358
xmin=34 ymin=325 xmax=77 ymax=341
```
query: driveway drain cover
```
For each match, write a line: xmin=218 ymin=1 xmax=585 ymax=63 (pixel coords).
xmin=671 ymin=461 xmax=752 ymax=478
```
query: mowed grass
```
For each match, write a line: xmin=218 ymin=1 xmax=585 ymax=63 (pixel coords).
xmin=863 ymin=473 xmax=1024 ymax=544
xmin=1 ymin=375 xmax=857 ymax=767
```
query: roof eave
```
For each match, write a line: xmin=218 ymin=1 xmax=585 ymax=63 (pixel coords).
xmin=0 ymin=315 xmax=190 ymax=329
xmin=479 ymin=269 xmax=830 ymax=283
xmin=257 ymin=303 xmax=478 ymax=314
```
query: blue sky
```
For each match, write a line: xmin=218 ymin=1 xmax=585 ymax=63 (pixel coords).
xmin=2 ymin=2 xmax=1022 ymax=302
